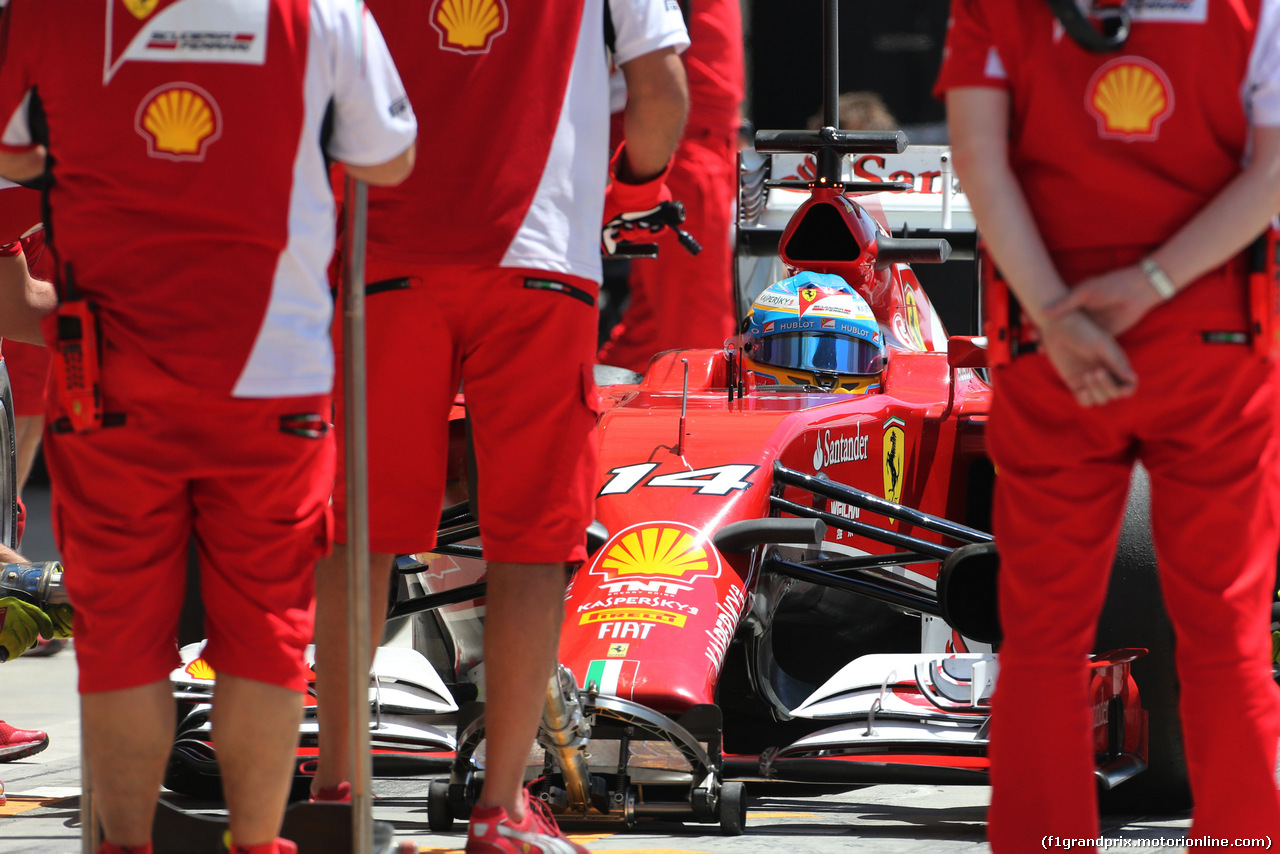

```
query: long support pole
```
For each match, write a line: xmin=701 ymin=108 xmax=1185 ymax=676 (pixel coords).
xmin=823 ymin=0 xmax=839 ymax=128
xmin=80 ymin=720 xmax=99 ymax=853
xmin=818 ymin=0 xmax=842 ymax=182
xmin=342 ymin=177 xmax=374 ymax=854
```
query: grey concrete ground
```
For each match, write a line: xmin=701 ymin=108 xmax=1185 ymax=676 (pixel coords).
xmin=0 ymin=484 xmax=1207 ymax=853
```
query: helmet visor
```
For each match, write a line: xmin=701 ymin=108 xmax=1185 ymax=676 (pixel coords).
xmin=753 ymin=331 xmax=884 ymax=375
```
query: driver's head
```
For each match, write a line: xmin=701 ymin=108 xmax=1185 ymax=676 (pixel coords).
xmin=741 ymin=272 xmax=885 ymax=393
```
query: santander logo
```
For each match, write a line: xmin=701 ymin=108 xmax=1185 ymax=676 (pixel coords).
xmin=813 ymin=425 xmax=870 ymax=470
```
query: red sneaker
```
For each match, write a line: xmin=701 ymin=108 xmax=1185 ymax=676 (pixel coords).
xmin=0 ymin=720 xmax=48 ymax=762
xmin=465 ymin=790 xmax=589 ymax=854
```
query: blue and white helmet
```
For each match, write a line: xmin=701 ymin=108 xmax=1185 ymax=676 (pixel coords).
xmin=742 ymin=272 xmax=885 ymax=391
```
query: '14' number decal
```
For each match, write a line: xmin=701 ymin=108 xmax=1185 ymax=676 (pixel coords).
xmin=599 ymin=463 xmax=758 ymax=497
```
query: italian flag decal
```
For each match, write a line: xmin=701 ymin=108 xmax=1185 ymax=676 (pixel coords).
xmin=585 ymin=660 xmax=639 ymax=698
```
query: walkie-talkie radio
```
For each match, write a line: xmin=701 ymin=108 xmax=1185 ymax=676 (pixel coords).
xmin=50 ymin=265 xmax=102 ymax=434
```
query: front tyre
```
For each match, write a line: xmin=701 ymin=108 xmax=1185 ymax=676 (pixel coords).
xmin=718 ymin=781 xmax=747 ymax=836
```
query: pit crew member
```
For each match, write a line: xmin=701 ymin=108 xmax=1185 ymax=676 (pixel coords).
xmin=597 ymin=0 xmax=745 ymax=373
xmin=937 ymin=0 xmax=1280 ymax=850
xmin=310 ymin=1 xmax=687 ymax=851
xmin=0 ymin=1 xmax=417 ymax=852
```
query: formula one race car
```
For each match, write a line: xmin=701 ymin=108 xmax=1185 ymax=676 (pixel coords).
xmin=161 ymin=134 xmax=1182 ymax=833
xmin=165 ymin=11 xmax=1186 ymax=835
xmin=372 ymin=132 xmax=1183 ymax=835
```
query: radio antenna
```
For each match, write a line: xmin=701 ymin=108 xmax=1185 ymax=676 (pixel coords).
xmin=818 ymin=0 xmax=841 ymax=183
xmin=676 ymin=358 xmax=689 ymax=456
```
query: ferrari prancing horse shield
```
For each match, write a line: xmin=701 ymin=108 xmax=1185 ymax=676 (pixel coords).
xmin=883 ymin=417 xmax=905 ymax=505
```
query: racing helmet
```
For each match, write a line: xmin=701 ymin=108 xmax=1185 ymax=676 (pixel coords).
xmin=741 ymin=272 xmax=886 ymax=393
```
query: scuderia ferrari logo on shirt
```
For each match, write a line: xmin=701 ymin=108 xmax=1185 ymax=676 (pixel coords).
xmin=1086 ymin=57 xmax=1174 ymax=142
xmin=104 ymin=0 xmax=268 ymax=84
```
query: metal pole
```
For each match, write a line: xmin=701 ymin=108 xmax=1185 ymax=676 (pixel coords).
xmin=342 ymin=176 xmax=374 ymax=854
xmin=80 ymin=715 xmax=98 ymax=854
xmin=823 ymin=0 xmax=839 ymax=129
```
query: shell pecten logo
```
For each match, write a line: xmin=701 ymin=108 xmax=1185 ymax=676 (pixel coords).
xmin=432 ymin=0 xmax=508 ymax=54
xmin=135 ymin=83 xmax=222 ymax=161
xmin=602 ymin=525 xmax=710 ymax=579
xmin=184 ymin=658 xmax=215 ymax=681
xmin=1087 ymin=57 xmax=1173 ymax=141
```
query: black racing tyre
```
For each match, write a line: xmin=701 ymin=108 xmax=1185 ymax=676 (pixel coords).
xmin=427 ymin=780 xmax=454 ymax=832
xmin=718 ymin=781 xmax=747 ymax=836
xmin=1094 ymin=464 xmax=1190 ymax=813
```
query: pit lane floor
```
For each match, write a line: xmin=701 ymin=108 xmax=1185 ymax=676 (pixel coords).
xmin=0 ymin=485 xmax=1215 ymax=853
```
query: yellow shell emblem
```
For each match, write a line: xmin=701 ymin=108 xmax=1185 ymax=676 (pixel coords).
xmin=602 ymin=526 xmax=709 ymax=579
xmin=432 ymin=0 xmax=508 ymax=54
xmin=1087 ymin=59 xmax=1173 ymax=141
xmin=136 ymin=84 xmax=222 ymax=161
xmin=122 ymin=0 xmax=159 ymax=20
xmin=185 ymin=658 xmax=216 ymax=681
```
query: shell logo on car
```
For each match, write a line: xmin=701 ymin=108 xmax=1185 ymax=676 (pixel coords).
xmin=185 ymin=658 xmax=215 ymax=681
xmin=593 ymin=523 xmax=723 ymax=584
xmin=432 ymin=0 xmax=508 ymax=54
xmin=1087 ymin=57 xmax=1173 ymax=141
xmin=136 ymin=84 xmax=221 ymax=161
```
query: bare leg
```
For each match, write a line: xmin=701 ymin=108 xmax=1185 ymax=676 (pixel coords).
xmin=475 ymin=562 xmax=565 ymax=820
xmin=14 ymin=414 xmax=41 ymax=496
xmin=311 ymin=543 xmax=394 ymax=795
xmin=212 ymin=674 xmax=304 ymax=846
xmin=80 ymin=680 xmax=174 ymax=846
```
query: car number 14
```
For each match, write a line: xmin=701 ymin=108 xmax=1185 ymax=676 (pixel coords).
xmin=599 ymin=463 xmax=758 ymax=497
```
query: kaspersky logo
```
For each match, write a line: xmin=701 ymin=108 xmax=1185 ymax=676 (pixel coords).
xmin=589 ymin=522 xmax=723 ymax=588
xmin=1086 ymin=57 xmax=1173 ymax=142
xmin=135 ymin=83 xmax=222 ymax=161
xmin=431 ymin=0 xmax=508 ymax=55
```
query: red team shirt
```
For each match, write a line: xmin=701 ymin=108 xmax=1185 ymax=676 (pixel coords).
xmin=362 ymin=0 xmax=687 ymax=283
xmin=935 ymin=0 xmax=1280 ymax=258
xmin=0 ymin=0 xmax=416 ymax=398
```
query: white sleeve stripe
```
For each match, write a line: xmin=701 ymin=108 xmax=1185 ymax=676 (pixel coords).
xmin=1246 ymin=0 xmax=1280 ymax=126
xmin=613 ymin=30 xmax=689 ymax=66
xmin=610 ymin=0 xmax=690 ymax=67
xmin=322 ymin=0 xmax=417 ymax=167
xmin=983 ymin=46 xmax=1007 ymax=80
xmin=1 ymin=92 xmax=33 ymax=148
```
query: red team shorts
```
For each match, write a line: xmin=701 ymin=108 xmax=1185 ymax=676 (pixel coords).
xmin=333 ymin=258 xmax=599 ymax=563
xmin=46 ymin=347 xmax=334 ymax=694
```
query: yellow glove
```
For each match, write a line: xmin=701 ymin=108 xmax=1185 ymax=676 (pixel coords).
xmin=0 ymin=596 xmax=54 ymax=660
xmin=46 ymin=604 xmax=73 ymax=639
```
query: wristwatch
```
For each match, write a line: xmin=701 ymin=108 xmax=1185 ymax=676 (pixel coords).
xmin=1140 ymin=257 xmax=1177 ymax=300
